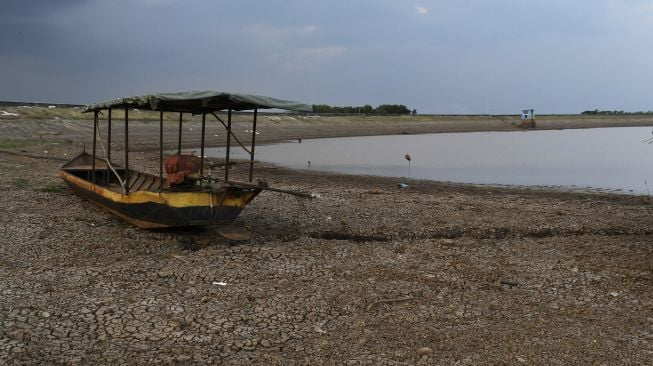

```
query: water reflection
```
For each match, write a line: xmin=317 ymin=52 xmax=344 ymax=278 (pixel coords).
xmin=206 ymin=127 xmax=653 ymax=194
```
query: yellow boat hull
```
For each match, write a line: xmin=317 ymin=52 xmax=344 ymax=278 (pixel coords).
xmin=60 ymin=155 xmax=261 ymax=228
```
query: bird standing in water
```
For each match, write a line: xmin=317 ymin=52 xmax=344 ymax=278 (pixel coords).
xmin=405 ymin=154 xmax=412 ymax=178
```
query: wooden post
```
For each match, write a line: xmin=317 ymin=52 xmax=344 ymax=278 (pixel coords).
xmin=92 ymin=111 xmax=98 ymax=184
xmin=159 ymin=111 xmax=164 ymax=191
xmin=200 ymin=112 xmax=206 ymax=181
xmin=178 ymin=112 xmax=183 ymax=155
xmin=124 ymin=106 xmax=129 ymax=194
xmin=107 ymin=108 xmax=112 ymax=187
xmin=249 ymin=108 xmax=257 ymax=182
xmin=107 ymin=109 xmax=112 ymax=161
xmin=225 ymin=109 xmax=232 ymax=182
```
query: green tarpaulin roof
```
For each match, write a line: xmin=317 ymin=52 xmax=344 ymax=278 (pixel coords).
xmin=83 ymin=91 xmax=312 ymax=113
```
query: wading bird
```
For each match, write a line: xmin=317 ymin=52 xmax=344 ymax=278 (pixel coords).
xmin=405 ymin=154 xmax=411 ymax=177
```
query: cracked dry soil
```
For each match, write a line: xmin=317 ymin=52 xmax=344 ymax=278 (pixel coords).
xmin=0 ymin=143 xmax=652 ymax=365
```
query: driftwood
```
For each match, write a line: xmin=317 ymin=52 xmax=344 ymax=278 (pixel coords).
xmin=499 ymin=279 xmax=519 ymax=287
xmin=171 ymin=255 xmax=190 ymax=264
xmin=366 ymin=296 xmax=414 ymax=311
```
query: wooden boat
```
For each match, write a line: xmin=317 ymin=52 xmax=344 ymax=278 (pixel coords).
xmin=60 ymin=91 xmax=312 ymax=229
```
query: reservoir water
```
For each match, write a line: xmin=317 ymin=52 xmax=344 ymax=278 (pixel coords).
xmin=206 ymin=127 xmax=653 ymax=194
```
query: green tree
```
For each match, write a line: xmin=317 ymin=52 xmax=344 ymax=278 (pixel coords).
xmin=376 ymin=104 xmax=411 ymax=114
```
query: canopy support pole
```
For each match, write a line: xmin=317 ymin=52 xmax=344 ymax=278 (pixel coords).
xmin=200 ymin=112 xmax=206 ymax=181
xmin=249 ymin=108 xmax=257 ymax=182
xmin=107 ymin=108 xmax=112 ymax=187
xmin=177 ymin=112 xmax=182 ymax=155
xmin=92 ymin=111 xmax=98 ymax=184
xmin=159 ymin=111 xmax=164 ymax=191
xmin=225 ymin=109 xmax=232 ymax=182
xmin=124 ymin=107 xmax=129 ymax=194
xmin=210 ymin=113 xmax=251 ymax=155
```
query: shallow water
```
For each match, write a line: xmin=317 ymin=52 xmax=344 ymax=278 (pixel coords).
xmin=206 ymin=127 xmax=653 ymax=194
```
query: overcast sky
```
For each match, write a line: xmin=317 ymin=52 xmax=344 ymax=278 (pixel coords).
xmin=1 ymin=0 xmax=652 ymax=114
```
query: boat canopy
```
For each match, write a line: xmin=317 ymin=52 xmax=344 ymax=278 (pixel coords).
xmin=83 ymin=91 xmax=312 ymax=113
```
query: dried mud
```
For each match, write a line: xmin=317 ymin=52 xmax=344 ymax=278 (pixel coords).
xmin=0 ymin=118 xmax=652 ymax=364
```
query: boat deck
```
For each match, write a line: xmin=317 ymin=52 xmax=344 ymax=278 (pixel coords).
xmin=61 ymin=154 xmax=168 ymax=194
xmin=64 ymin=166 xmax=165 ymax=193
xmin=61 ymin=153 xmax=245 ymax=195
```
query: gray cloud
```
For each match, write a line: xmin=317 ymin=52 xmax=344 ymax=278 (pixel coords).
xmin=0 ymin=0 xmax=91 ymax=17
xmin=0 ymin=0 xmax=652 ymax=113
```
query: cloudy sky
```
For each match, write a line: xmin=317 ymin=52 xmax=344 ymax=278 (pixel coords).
xmin=1 ymin=0 xmax=652 ymax=113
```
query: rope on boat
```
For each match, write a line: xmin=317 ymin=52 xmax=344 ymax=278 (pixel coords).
xmin=95 ymin=125 xmax=127 ymax=193
xmin=210 ymin=113 xmax=252 ymax=155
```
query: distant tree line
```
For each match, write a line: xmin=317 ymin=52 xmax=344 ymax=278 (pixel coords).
xmin=581 ymin=109 xmax=653 ymax=115
xmin=312 ymin=104 xmax=416 ymax=115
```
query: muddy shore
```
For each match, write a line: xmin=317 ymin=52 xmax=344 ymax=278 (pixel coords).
xmin=0 ymin=115 xmax=652 ymax=364
xmin=3 ymin=113 xmax=653 ymax=150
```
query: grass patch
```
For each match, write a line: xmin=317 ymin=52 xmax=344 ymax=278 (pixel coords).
xmin=34 ymin=184 xmax=66 ymax=193
xmin=0 ymin=139 xmax=30 ymax=149
xmin=13 ymin=178 xmax=29 ymax=188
